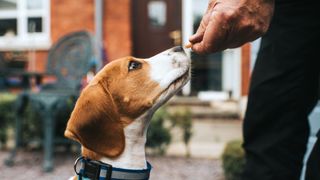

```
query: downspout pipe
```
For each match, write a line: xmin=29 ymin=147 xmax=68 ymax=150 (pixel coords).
xmin=95 ymin=0 xmax=103 ymax=67
xmin=182 ymin=0 xmax=193 ymax=96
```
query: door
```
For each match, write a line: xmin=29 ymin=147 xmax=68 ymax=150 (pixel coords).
xmin=132 ymin=0 xmax=182 ymax=58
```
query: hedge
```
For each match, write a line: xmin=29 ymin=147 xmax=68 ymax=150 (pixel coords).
xmin=222 ymin=140 xmax=245 ymax=180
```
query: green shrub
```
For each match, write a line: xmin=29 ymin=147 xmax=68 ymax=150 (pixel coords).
xmin=0 ymin=93 xmax=43 ymax=148
xmin=169 ymin=107 xmax=193 ymax=157
xmin=222 ymin=140 xmax=245 ymax=180
xmin=146 ymin=106 xmax=193 ymax=156
xmin=0 ymin=92 xmax=74 ymax=149
xmin=18 ymin=98 xmax=74 ymax=148
xmin=146 ymin=107 xmax=171 ymax=155
xmin=0 ymin=93 xmax=17 ymax=145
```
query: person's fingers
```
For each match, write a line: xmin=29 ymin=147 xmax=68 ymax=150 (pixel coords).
xmin=191 ymin=41 xmax=209 ymax=54
xmin=189 ymin=18 xmax=207 ymax=44
xmin=192 ymin=11 xmax=226 ymax=54
xmin=189 ymin=1 xmax=216 ymax=44
xmin=189 ymin=33 xmax=203 ymax=44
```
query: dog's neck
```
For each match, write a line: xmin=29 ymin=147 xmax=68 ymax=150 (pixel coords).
xmin=82 ymin=113 xmax=152 ymax=170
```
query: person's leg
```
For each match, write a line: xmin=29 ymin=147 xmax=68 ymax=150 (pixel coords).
xmin=305 ymin=132 xmax=320 ymax=180
xmin=242 ymin=2 xmax=320 ymax=180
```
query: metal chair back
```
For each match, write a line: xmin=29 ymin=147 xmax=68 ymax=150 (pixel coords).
xmin=46 ymin=31 xmax=99 ymax=91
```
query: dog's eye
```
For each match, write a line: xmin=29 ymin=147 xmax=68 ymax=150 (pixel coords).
xmin=128 ymin=61 xmax=142 ymax=71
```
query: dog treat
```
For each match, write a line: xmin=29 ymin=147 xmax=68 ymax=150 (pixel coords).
xmin=184 ymin=43 xmax=192 ymax=49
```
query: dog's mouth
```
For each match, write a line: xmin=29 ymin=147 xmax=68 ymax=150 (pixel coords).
xmin=162 ymin=67 xmax=190 ymax=95
xmin=171 ymin=68 xmax=190 ymax=87
xmin=151 ymin=67 xmax=190 ymax=110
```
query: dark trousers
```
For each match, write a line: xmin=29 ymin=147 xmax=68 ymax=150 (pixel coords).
xmin=242 ymin=1 xmax=320 ymax=180
xmin=306 ymin=133 xmax=320 ymax=180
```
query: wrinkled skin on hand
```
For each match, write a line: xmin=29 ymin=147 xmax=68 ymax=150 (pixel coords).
xmin=189 ymin=0 xmax=274 ymax=54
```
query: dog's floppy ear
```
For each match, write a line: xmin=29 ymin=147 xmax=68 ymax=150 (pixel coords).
xmin=64 ymin=81 xmax=124 ymax=158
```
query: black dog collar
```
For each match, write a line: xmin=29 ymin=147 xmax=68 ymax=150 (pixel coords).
xmin=74 ymin=156 xmax=152 ymax=180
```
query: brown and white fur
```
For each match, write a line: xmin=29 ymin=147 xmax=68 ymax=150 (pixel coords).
xmin=65 ymin=46 xmax=191 ymax=179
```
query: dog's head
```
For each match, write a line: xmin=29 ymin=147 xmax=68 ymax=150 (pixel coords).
xmin=64 ymin=46 xmax=190 ymax=158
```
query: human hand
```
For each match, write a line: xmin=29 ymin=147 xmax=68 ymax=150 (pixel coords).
xmin=189 ymin=0 xmax=274 ymax=54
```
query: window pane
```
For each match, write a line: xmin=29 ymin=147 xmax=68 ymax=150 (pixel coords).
xmin=28 ymin=17 xmax=42 ymax=33
xmin=148 ymin=1 xmax=166 ymax=27
xmin=0 ymin=0 xmax=17 ymax=10
xmin=0 ymin=19 xmax=17 ymax=36
xmin=27 ymin=0 xmax=42 ymax=9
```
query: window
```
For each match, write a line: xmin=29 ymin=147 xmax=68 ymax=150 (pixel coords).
xmin=148 ymin=1 xmax=167 ymax=28
xmin=0 ymin=0 xmax=51 ymax=50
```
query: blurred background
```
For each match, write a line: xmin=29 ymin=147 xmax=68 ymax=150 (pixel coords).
xmin=0 ymin=0 xmax=319 ymax=180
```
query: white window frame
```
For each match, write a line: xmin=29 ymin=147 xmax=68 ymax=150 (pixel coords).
xmin=0 ymin=0 xmax=51 ymax=51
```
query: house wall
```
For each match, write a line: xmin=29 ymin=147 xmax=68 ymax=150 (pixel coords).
xmin=34 ymin=0 xmax=132 ymax=72
xmin=104 ymin=0 xmax=132 ymax=60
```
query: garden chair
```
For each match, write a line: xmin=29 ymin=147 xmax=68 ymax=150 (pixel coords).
xmin=4 ymin=30 xmax=101 ymax=172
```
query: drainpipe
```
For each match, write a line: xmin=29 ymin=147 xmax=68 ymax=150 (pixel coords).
xmin=182 ymin=0 xmax=193 ymax=96
xmin=95 ymin=0 xmax=103 ymax=68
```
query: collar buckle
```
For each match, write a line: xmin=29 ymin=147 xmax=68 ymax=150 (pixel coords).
xmin=83 ymin=159 xmax=101 ymax=179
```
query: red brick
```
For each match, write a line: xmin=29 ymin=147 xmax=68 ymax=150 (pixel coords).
xmin=33 ymin=0 xmax=132 ymax=72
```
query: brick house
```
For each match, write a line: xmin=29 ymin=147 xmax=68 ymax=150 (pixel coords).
xmin=0 ymin=0 xmax=132 ymax=72
xmin=0 ymin=0 xmax=252 ymax=101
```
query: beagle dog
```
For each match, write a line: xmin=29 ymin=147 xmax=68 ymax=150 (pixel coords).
xmin=65 ymin=46 xmax=191 ymax=180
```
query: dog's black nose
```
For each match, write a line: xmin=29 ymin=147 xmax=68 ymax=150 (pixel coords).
xmin=172 ymin=46 xmax=184 ymax=52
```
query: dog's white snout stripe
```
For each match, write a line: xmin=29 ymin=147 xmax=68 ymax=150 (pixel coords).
xmin=147 ymin=48 xmax=190 ymax=88
xmin=172 ymin=58 xmax=182 ymax=68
